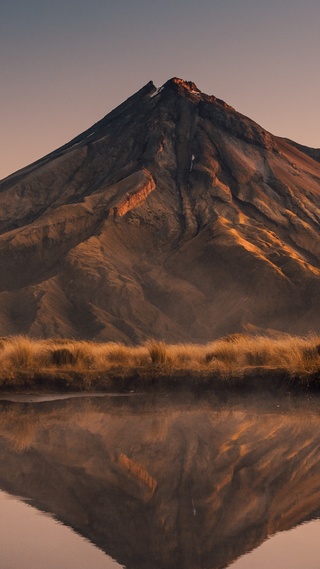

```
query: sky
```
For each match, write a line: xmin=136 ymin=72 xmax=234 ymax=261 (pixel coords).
xmin=1 ymin=0 xmax=319 ymax=180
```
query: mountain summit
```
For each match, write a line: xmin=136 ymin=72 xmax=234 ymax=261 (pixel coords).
xmin=1 ymin=78 xmax=320 ymax=341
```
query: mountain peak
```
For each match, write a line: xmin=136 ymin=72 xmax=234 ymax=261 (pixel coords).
xmin=164 ymin=77 xmax=201 ymax=94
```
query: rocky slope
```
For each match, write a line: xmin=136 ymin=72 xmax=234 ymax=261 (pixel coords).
xmin=1 ymin=78 xmax=320 ymax=341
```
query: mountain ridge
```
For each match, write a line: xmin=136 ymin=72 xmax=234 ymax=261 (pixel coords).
xmin=3 ymin=77 xmax=320 ymax=185
xmin=1 ymin=78 xmax=320 ymax=341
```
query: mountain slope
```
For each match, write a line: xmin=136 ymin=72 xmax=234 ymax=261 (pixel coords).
xmin=1 ymin=78 xmax=320 ymax=341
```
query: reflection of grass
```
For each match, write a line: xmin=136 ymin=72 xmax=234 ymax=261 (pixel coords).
xmin=0 ymin=334 xmax=319 ymax=391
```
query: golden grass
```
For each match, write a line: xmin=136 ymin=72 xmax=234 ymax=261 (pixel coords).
xmin=0 ymin=333 xmax=319 ymax=391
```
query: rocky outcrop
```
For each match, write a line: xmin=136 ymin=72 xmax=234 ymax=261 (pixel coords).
xmin=0 ymin=78 xmax=320 ymax=340
xmin=110 ymin=169 xmax=156 ymax=217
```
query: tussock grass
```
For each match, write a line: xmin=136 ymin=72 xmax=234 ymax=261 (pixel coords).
xmin=0 ymin=334 xmax=319 ymax=391
xmin=0 ymin=336 xmax=44 ymax=370
xmin=147 ymin=340 xmax=168 ymax=365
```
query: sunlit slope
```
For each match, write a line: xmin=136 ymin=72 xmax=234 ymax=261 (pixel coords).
xmin=1 ymin=396 xmax=320 ymax=569
xmin=1 ymin=78 xmax=320 ymax=340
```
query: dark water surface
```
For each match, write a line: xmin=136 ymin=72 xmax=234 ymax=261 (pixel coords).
xmin=1 ymin=390 xmax=320 ymax=568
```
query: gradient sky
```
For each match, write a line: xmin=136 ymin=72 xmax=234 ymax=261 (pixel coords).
xmin=1 ymin=0 xmax=319 ymax=180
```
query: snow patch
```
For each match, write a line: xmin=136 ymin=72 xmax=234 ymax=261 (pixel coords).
xmin=150 ymin=86 xmax=164 ymax=98
xmin=192 ymin=498 xmax=197 ymax=516
xmin=189 ymin=89 xmax=201 ymax=98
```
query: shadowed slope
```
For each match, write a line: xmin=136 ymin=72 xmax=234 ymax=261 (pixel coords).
xmin=1 ymin=78 xmax=320 ymax=340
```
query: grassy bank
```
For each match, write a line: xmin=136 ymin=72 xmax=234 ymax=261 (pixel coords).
xmin=0 ymin=334 xmax=320 ymax=392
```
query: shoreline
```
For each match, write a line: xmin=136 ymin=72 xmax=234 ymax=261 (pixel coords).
xmin=1 ymin=365 xmax=320 ymax=394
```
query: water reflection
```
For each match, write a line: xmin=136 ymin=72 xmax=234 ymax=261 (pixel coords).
xmin=0 ymin=490 xmax=121 ymax=569
xmin=229 ymin=519 xmax=320 ymax=569
xmin=1 ymin=392 xmax=320 ymax=568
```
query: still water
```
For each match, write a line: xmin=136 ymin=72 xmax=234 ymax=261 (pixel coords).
xmin=1 ymin=390 xmax=320 ymax=568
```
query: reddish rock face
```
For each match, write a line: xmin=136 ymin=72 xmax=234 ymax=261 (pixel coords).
xmin=0 ymin=78 xmax=320 ymax=341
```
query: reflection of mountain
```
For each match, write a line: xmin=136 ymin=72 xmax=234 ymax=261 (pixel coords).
xmin=1 ymin=394 xmax=320 ymax=569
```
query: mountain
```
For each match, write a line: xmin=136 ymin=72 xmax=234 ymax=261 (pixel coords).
xmin=1 ymin=77 xmax=320 ymax=341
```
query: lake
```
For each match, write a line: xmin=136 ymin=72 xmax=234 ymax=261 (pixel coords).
xmin=1 ymin=390 xmax=320 ymax=568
